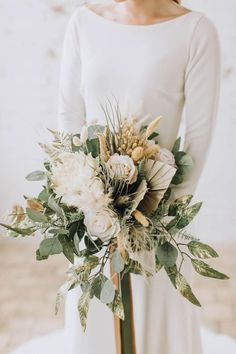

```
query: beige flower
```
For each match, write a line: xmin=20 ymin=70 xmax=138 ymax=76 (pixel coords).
xmin=106 ymin=153 xmax=138 ymax=184
xmin=84 ymin=208 xmax=120 ymax=242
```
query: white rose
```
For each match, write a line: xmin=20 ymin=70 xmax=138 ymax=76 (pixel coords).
xmin=155 ymin=148 xmax=176 ymax=167
xmin=84 ymin=208 xmax=120 ymax=242
xmin=51 ymin=151 xmax=98 ymax=207
xmin=106 ymin=153 xmax=138 ymax=184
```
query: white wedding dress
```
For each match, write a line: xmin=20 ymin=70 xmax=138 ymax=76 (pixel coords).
xmin=10 ymin=4 xmax=236 ymax=354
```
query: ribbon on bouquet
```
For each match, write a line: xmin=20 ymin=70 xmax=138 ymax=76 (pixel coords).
xmin=110 ymin=264 xmax=137 ymax=354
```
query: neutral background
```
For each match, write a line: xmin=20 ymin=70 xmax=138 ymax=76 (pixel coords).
xmin=0 ymin=0 xmax=235 ymax=353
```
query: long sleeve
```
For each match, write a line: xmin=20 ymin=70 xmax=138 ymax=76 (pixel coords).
xmin=171 ymin=15 xmax=222 ymax=200
xmin=57 ymin=8 xmax=86 ymax=134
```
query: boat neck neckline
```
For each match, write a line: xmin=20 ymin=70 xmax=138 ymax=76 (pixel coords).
xmin=82 ymin=5 xmax=196 ymax=29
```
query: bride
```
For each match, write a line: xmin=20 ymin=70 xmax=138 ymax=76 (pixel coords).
xmin=10 ymin=0 xmax=236 ymax=354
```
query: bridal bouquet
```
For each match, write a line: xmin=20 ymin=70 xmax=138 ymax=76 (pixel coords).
xmin=1 ymin=101 xmax=228 ymax=347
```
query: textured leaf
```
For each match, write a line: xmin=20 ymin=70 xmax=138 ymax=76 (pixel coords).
xmin=48 ymin=228 xmax=69 ymax=235
xmin=78 ymin=289 xmax=91 ymax=331
xmin=176 ymin=202 xmax=202 ymax=229
xmin=165 ymin=265 xmax=178 ymax=288
xmin=100 ymin=279 xmax=115 ymax=304
xmin=188 ymin=241 xmax=218 ymax=259
xmin=112 ymin=250 xmax=125 ymax=273
xmin=39 ymin=237 xmax=63 ymax=257
xmin=191 ymin=259 xmax=229 ymax=280
xmin=0 ymin=223 xmax=35 ymax=236
xmin=55 ymin=279 xmax=75 ymax=315
xmin=128 ymin=180 xmax=148 ymax=216
xmin=26 ymin=208 xmax=48 ymax=223
xmin=26 ymin=170 xmax=46 ymax=181
xmin=74 ymin=265 xmax=90 ymax=284
xmin=107 ymin=290 xmax=124 ymax=320
xmin=84 ymin=256 xmax=99 ymax=270
xmin=168 ymin=195 xmax=193 ymax=216
xmin=156 ymin=242 xmax=178 ymax=267
xmin=176 ymin=272 xmax=201 ymax=307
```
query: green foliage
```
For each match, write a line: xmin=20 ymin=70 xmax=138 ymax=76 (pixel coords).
xmin=112 ymin=250 xmax=124 ymax=273
xmin=176 ymin=202 xmax=202 ymax=229
xmin=175 ymin=272 xmax=201 ymax=307
xmin=78 ymin=286 xmax=91 ymax=331
xmin=156 ymin=242 xmax=178 ymax=267
xmin=188 ymin=241 xmax=219 ymax=259
xmin=38 ymin=237 xmax=63 ymax=258
xmin=26 ymin=208 xmax=48 ymax=223
xmin=172 ymin=137 xmax=181 ymax=155
xmin=100 ymin=279 xmax=116 ymax=304
xmin=26 ymin=170 xmax=46 ymax=181
xmin=86 ymin=138 xmax=100 ymax=158
xmin=58 ymin=235 xmax=75 ymax=264
xmin=0 ymin=223 xmax=35 ymax=236
xmin=168 ymin=195 xmax=193 ymax=216
xmin=191 ymin=259 xmax=229 ymax=280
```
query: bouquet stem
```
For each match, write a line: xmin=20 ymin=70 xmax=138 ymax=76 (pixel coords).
xmin=112 ymin=270 xmax=136 ymax=354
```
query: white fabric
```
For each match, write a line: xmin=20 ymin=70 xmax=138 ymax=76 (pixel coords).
xmin=11 ymin=5 xmax=229 ymax=354
xmin=10 ymin=328 xmax=236 ymax=354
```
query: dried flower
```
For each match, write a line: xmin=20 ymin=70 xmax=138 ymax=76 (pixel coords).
xmin=144 ymin=144 xmax=161 ymax=159
xmin=26 ymin=199 xmax=44 ymax=212
xmin=132 ymin=210 xmax=149 ymax=227
xmin=106 ymin=153 xmax=138 ymax=184
xmin=131 ymin=146 xmax=144 ymax=163
xmin=145 ymin=116 xmax=162 ymax=138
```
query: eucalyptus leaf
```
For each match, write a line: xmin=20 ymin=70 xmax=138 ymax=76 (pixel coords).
xmin=39 ymin=237 xmax=63 ymax=257
xmin=38 ymin=189 xmax=49 ymax=203
xmin=176 ymin=272 xmax=201 ymax=307
xmin=191 ymin=259 xmax=229 ymax=280
xmin=188 ymin=241 xmax=218 ymax=259
xmin=172 ymin=137 xmax=181 ymax=155
xmin=48 ymin=228 xmax=69 ymax=235
xmin=100 ymin=279 xmax=115 ymax=304
xmin=26 ymin=208 xmax=48 ymax=223
xmin=156 ymin=242 xmax=178 ymax=267
xmin=178 ymin=154 xmax=194 ymax=174
xmin=48 ymin=197 xmax=64 ymax=218
xmin=112 ymin=250 xmax=124 ymax=273
xmin=26 ymin=170 xmax=46 ymax=181
xmin=86 ymin=138 xmax=100 ymax=158
xmin=78 ymin=288 xmax=91 ymax=331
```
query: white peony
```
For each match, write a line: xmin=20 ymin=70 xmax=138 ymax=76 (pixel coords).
xmin=84 ymin=208 xmax=120 ymax=243
xmin=155 ymin=148 xmax=176 ymax=167
xmin=51 ymin=151 xmax=99 ymax=207
xmin=75 ymin=178 xmax=112 ymax=213
xmin=106 ymin=153 xmax=138 ymax=184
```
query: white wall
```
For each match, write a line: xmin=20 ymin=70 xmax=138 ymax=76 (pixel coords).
xmin=0 ymin=0 xmax=235 ymax=242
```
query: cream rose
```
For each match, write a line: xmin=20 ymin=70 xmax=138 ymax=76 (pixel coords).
xmin=84 ymin=208 xmax=120 ymax=242
xmin=106 ymin=153 xmax=138 ymax=184
xmin=155 ymin=148 xmax=176 ymax=167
